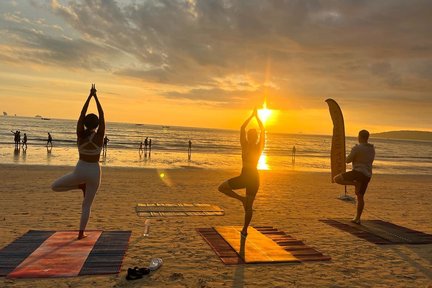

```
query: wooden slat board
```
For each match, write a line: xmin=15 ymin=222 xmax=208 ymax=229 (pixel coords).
xmin=197 ymin=226 xmax=330 ymax=265
xmin=197 ymin=228 xmax=244 ymax=265
xmin=136 ymin=203 xmax=224 ymax=217
xmin=214 ymin=226 xmax=300 ymax=263
xmin=320 ymin=219 xmax=432 ymax=245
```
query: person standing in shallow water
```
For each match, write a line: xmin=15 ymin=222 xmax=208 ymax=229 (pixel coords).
xmin=188 ymin=140 xmax=192 ymax=160
xmin=46 ymin=132 xmax=53 ymax=148
xmin=218 ymin=108 xmax=265 ymax=236
xmin=11 ymin=130 xmax=20 ymax=149
xmin=334 ymin=130 xmax=375 ymax=224
xmin=51 ymin=84 xmax=105 ymax=240
xmin=22 ymin=133 xmax=28 ymax=150
xmin=102 ymin=135 xmax=109 ymax=155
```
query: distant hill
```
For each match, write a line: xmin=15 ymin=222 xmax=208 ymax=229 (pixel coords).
xmin=372 ymin=130 xmax=432 ymax=141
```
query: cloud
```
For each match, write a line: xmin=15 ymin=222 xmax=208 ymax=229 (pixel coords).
xmin=0 ymin=0 xmax=431 ymax=112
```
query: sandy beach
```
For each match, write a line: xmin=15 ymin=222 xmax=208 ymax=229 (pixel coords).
xmin=0 ymin=164 xmax=431 ymax=287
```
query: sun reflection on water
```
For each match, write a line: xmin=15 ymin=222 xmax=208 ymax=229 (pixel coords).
xmin=258 ymin=153 xmax=269 ymax=170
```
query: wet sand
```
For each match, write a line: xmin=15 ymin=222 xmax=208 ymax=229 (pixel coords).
xmin=0 ymin=164 xmax=431 ymax=287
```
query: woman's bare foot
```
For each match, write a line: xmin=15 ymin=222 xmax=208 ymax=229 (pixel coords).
xmin=350 ymin=218 xmax=361 ymax=225
xmin=77 ymin=231 xmax=87 ymax=240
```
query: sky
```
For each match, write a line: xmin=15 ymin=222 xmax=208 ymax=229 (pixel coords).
xmin=0 ymin=0 xmax=431 ymax=135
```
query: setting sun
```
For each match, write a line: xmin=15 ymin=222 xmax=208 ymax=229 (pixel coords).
xmin=258 ymin=102 xmax=273 ymax=125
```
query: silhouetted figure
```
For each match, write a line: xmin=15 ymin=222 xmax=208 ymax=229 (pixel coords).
xmin=11 ymin=130 xmax=20 ymax=149
xmin=144 ymin=137 xmax=149 ymax=153
xmin=22 ymin=133 xmax=28 ymax=150
xmin=139 ymin=141 xmax=144 ymax=154
xmin=218 ymin=108 xmax=265 ymax=236
xmin=334 ymin=130 xmax=375 ymax=224
xmin=188 ymin=140 xmax=192 ymax=160
xmin=51 ymin=84 xmax=105 ymax=240
xmin=148 ymin=139 xmax=152 ymax=158
xmin=292 ymin=145 xmax=296 ymax=163
xmin=46 ymin=132 xmax=53 ymax=148
xmin=102 ymin=135 xmax=109 ymax=155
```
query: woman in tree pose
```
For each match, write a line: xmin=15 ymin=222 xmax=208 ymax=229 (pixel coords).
xmin=218 ymin=108 xmax=265 ymax=236
xmin=51 ymin=84 xmax=105 ymax=239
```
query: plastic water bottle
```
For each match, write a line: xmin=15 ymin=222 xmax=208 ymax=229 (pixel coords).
xmin=143 ymin=219 xmax=150 ymax=236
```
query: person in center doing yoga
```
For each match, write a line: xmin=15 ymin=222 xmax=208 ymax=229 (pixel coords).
xmin=51 ymin=84 xmax=105 ymax=239
xmin=218 ymin=108 xmax=265 ymax=236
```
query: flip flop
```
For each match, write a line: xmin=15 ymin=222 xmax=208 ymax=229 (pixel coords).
xmin=148 ymin=258 xmax=163 ymax=271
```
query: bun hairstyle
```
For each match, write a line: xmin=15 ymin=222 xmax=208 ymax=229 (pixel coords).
xmin=84 ymin=113 xmax=99 ymax=130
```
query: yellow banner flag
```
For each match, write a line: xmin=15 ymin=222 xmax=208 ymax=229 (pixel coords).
xmin=325 ymin=99 xmax=346 ymax=182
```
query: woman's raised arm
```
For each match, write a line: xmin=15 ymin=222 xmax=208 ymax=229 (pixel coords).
xmin=77 ymin=84 xmax=95 ymax=136
xmin=240 ymin=108 xmax=255 ymax=146
xmin=93 ymin=87 xmax=105 ymax=137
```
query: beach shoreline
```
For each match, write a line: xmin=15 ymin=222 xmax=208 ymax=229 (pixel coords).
xmin=0 ymin=164 xmax=431 ymax=287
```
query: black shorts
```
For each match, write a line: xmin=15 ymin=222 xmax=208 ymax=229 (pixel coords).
xmin=228 ymin=168 xmax=259 ymax=194
xmin=341 ymin=170 xmax=371 ymax=195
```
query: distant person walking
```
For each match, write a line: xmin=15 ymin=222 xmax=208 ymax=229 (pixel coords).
xmin=46 ymin=132 xmax=53 ymax=148
xmin=149 ymin=138 xmax=152 ymax=151
xmin=11 ymin=130 xmax=20 ymax=149
xmin=51 ymin=84 xmax=105 ymax=240
xmin=188 ymin=140 xmax=192 ymax=160
xmin=102 ymin=135 xmax=110 ymax=154
xmin=22 ymin=133 xmax=28 ymax=150
xmin=218 ymin=108 xmax=264 ymax=236
xmin=334 ymin=130 xmax=375 ymax=224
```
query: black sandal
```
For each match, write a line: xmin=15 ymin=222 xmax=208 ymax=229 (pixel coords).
xmin=137 ymin=267 xmax=150 ymax=276
xmin=126 ymin=267 xmax=143 ymax=281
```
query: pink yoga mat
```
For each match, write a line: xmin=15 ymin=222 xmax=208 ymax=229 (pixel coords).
xmin=8 ymin=231 xmax=102 ymax=278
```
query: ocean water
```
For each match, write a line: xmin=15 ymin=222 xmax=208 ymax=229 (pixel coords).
xmin=1 ymin=116 xmax=431 ymax=175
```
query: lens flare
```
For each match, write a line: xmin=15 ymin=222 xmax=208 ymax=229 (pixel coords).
xmin=157 ymin=170 xmax=172 ymax=187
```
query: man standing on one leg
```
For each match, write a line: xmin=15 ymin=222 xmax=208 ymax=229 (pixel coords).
xmin=218 ymin=108 xmax=265 ymax=236
xmin=334 ymin=130 xmax=375 ymax=224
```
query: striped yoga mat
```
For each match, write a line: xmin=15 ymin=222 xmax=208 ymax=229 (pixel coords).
xmin=320 ymin=219 xmax=432 ymax=245
xmin=0 ymin=230 xmax=131 ymax=278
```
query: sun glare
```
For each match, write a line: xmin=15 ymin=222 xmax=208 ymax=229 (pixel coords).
xmin=258 ymin=102 xmax=272 ymax=125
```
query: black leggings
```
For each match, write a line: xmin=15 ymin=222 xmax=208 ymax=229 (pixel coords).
xmin=227 ymin=168 xmax=259 ymax=196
